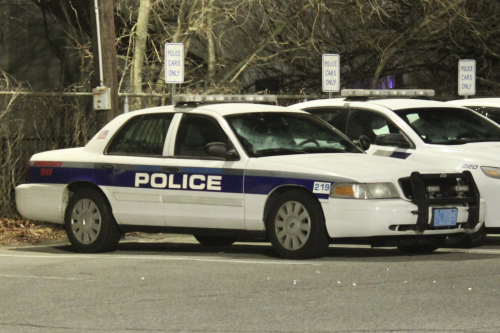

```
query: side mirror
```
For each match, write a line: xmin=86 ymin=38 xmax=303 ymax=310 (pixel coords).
xmin=375 ymin=134 xmax=410 ymax=148
xmin=204 ymin=142 xmax=239 ymax=160
xmin=353 ymin=135 xmax=371 ymax=151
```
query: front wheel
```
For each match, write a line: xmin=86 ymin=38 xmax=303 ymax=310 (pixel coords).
xmin=64 ymin=188 xmax=121 ymax=253
xmin=397 ymin=236 xmax=447 ymax=255
xmin=267 ymin=190 xmax=329 ymax=259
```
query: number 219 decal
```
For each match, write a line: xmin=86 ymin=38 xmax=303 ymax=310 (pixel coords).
xmin=313 ymin=182 xmax=331 ymax=194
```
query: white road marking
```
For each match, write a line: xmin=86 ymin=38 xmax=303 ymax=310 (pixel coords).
xmin=437 ymin=248 xmax=500 ymax=255
xmin=0 ymin=253 xmax=319 ymax=265
xmin=0 ymin=274 xmax=80 ymax=280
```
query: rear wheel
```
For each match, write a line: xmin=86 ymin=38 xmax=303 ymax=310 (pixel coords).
xmin=194 ymin=235 xmax=236 ymax=247
xmin=64 ymin=188 xmax=121 ymax=253
xmin=267 ymin=190 xmax=328 ymax=259
xmin=445 ymin=224 xmax=487 ymax=248
xmin=397 ymin=236 xmax=447 ymax=254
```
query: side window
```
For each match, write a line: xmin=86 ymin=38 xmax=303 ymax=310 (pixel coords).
xmin=107 ymin=114 xmax=174 ymax=156
xmin=346 ymin=110 xmax=401 ymax=143
xmin=174 ymin=114 xmax=230 ymax=158
xmin=304 ymin=107 xmax=343 ymax=129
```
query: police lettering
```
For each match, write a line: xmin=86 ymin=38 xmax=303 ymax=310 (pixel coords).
xmin=135 ymin=173 xmax=222 ymax=191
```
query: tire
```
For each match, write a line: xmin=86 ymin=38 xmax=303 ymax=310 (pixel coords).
xmin=445 ymin=224 xmax=487 ymax=248
xmin=397 ymin=236 xmax=447 ymax=255
xmin=267 ymin=190 xmax=329 ymax=259
xmin=194 ymin=235 xmax=236 ymax=247
xmin=64 ymin=188 xmax=121 ymax=253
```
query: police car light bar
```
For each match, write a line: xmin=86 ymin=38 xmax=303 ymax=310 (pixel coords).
xmin=341 ymin=89 xmax=435 ymax=97
xmin=173 ymin=94 xmax=277 ymax=104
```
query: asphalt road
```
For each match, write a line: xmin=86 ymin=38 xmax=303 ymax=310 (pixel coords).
xmin=1 ymin=235 xmax=500 ymax=333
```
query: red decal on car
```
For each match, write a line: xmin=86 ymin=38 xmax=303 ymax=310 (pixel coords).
xmin=40 ymin=168 xmax=53 ymax=176
xmin=34 ymin=161 xmax=63 ymax=167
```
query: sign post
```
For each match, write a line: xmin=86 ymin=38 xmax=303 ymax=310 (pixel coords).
xmin=458 ymin=59 xmax=475 ymax=99
xmin=165 ymin=43 xmax=185 ymax=105
xmin=322 ymin=54 xmax=340 ymax=97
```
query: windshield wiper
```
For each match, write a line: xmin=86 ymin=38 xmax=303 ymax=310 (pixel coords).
xmin=254 ymin=148 xmax=307 ymax=157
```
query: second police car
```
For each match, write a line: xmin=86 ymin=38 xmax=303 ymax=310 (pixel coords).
xmin=15 ymin=95 xmax=485 ymax=259
xmin=292 ymin=89 xmax=500 ymax=247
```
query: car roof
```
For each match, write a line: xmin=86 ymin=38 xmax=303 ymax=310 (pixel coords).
xmin=447 ymin=98 xmax=500 ymax=107
xmin=365 ymin=98 xmax=465 ymax=110
xmin=293 ymin=97 xmax=467 ymax=111
xmin=126 ymin=103 xmax=308 ymax=117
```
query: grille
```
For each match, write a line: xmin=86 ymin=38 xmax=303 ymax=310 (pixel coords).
xmin=399 ymin=175 xmax=468 ymax=200
xmin=397 ymin=171 xmax=480 ymax=232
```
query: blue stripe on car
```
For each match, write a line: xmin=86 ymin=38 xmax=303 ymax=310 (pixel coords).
xmin=28 ymin=164 xmax=338 ymax=199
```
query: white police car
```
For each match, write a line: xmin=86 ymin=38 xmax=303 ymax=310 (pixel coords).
xmin=15 ymin=95 xmax=485 ymax=259
xmin=292 ymin=89 xmax=498 ymax=247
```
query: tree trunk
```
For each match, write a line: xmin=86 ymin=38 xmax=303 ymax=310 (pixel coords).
xmin=206 ymin=0 xmax=216 ymax=87
xmin=130 ymin=0 xmax=151 ymax=111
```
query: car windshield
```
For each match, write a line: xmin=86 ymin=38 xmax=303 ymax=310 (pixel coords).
xmin=467 ymin=106 xmax=500 ymax=125
xmin=394 ymin=107 xmax=500 ymax=145
xmin=225 ymin=112 xmax=362 ymax=157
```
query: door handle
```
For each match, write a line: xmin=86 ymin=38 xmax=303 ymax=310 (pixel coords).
xmin=101 ymin=164 xmax=116 ymax=170
xmin=163 ymin=166 xmax=181 ymax=173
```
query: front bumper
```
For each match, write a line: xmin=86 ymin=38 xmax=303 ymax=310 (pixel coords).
xmin=323 ymin=198 xmax=485 ymax=238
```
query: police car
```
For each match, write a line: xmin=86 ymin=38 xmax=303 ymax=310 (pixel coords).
xmin=447 ymin=98 xmax=500 ymax=125
xmin=291 ymin=89 xmax=498 ymax=247
xmin=15 ymin=95 xmax=485 ymax=259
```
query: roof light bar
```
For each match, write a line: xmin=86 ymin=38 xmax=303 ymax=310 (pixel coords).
xmin=173 ymin=94 xmax=277 ymax=104
xmin=341 ymin=89 xmax=435 ymax=97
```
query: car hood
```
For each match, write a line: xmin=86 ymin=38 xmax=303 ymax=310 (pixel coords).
xmin=430 ymin=142 xmax=500 ymax=166
xmin=246 ymin=153 xmax=451 ymax=183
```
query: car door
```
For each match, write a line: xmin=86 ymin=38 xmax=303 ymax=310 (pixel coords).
xmin=98 ymin=113 xmax=175 ymax=226
xmin=345 ymin=109 xmax=415 ymax=160
xmin=161 ymin=113 xmax=246 ymax=229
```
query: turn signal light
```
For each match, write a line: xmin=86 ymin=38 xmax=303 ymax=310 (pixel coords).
xmin=333 ymin=186 xmax=354 ymax=196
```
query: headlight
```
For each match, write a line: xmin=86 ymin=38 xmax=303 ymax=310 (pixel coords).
xmin=481 ymin=166 xmax=500 ymax=179
xmin=330 ymin=182 xmax=400 ymax=199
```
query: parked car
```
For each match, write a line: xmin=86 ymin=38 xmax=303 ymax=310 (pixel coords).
xmin=291 ymin=89 xmax=499 ymax=247
xmin=447 ymin=98 xmax=500 ymax=125
xmin=16 ymin=94 xmax=485 ymax=259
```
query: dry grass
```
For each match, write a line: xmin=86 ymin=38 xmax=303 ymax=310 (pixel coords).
xmin=0 ymin=218 xmax=67 ymax=247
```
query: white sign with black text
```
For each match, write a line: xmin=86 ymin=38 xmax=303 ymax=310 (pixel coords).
xmin=322 ymin=54 xmax=340 ymax=92
xmin=165 ymin=43 xmax=184 ymax=84
xmin=458 ymin=59 xmax=475 ymax=96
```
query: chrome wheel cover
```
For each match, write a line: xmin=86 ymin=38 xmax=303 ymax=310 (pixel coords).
xmin=274 ymin=201 xmax=311 ymax=250
xmin=70 ymin=199 xmax=102 ymax=244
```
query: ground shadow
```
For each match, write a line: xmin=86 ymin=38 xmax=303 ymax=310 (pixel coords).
xmin=9 ymin=236 xmax=500 ymax=263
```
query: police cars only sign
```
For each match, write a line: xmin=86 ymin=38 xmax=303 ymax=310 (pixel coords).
xmin=322 ymin=54 xmax=340 ymax=92
xmin=165 ymin=43 xmax=184 ymax=83
xmin=458 ymin=59 xmax=475 ymax=96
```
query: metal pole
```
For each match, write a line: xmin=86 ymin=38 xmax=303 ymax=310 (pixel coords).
xmin=94 ymin=0 xmax=104 ymax=87
xmin=171 ymin=84 xmax=176 ymax=105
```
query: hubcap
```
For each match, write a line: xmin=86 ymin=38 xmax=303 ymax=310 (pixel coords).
xmin=275 ymin=201 xmax=311 ymax=250
xmin=70 ymin=199 xmax=102 ymax=244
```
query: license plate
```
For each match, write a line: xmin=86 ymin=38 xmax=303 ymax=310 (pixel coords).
xmin=433 ymin=208 xmax=458 ymax=227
